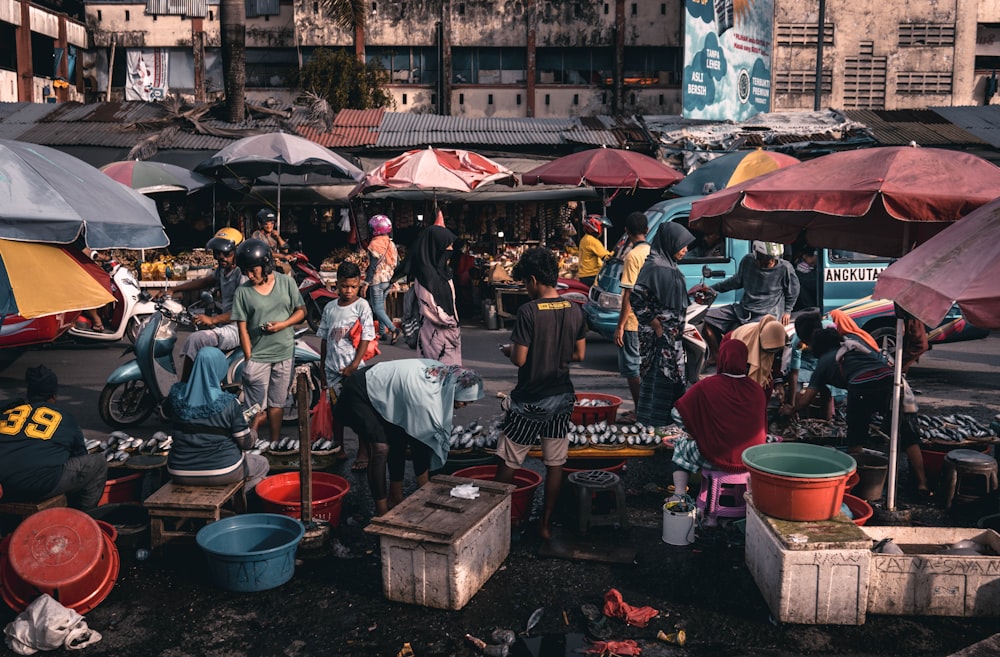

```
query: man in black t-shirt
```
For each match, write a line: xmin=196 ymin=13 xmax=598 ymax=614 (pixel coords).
xmin=496 ymin=248 xmax=587 ymax=540
xmin=0 ymin=366 xmax=108 ymax=511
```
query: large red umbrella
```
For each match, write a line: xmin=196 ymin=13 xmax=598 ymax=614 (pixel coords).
xmin=358 ymin=146 xmax=516 ymax=198
xmin=874 ymin=195 xmax=1000 ymax=330
xmin=522 ymin=146 xmax=683 ymax=189
xmin=689 ymin=145 xmax=1000 ymax=512
xmin=689 ymin=146 xmax=1000 ymax=257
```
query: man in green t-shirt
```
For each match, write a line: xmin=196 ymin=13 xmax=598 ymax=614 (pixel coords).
xmin=231 ymin=239 xmax=306 ymax=443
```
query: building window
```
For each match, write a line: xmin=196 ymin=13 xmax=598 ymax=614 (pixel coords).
xmin=145 ymin=0 xmax=209 ymax=17
xmin=97 ymin=9 xmax=102 ymax=20
xmin=402 ymin=93 xmax=407 ymax=104
xmin=313 ymin=2 xmax=318 ymax=12
xmin=604 ymin=3 xmax=608 ymax=14
xmin=572 ymin=93 xmax=578 ymax=105
xmin=631 ymin=3 xmax=637 ymax=15
xmin=899 ymin=24 xmax=955 ymax=47
xmin=658 ymin=94 xmax=664 ymax=104
xmin=545 ymin=94 xmax=550 ymax=105
xmin=431 ymin=93 xmax=436 ymax=105
xmin=125 ymin=10 xmax=130 ymax=20
xmin=661 ymin=4 xmax=666 ymax=14
xmin=536 ymin=47 xmax=613 ymax=84
xmin=897 ymin=71 xmax=952 ymax=94
xmin=458 ymin=3 xmax=465 ymax=15
xmin=246 ymin=48 xmax=297 ymax=87
xmin=516 ymin=93 xmax=521 ymax=105
xmin=630 ymin=92 xmax=636 ymax=104
xmin=776 ymin=23 xmax=834 ymax=47
xmin=774 ymin=70 xmax=832 ymax=95
xmin=459 ymin=93 xmax=464 ymax=104
xmin=843 ymin=54 xmax=887 ymax=108
xmin=209 ymin=10 xmax=214 ymax=19
xmin=574 ymin=2 xmax=581 ymax=16
xmin=624 ymin=46 xmax=681 ymax=85
xmin=452 ymin=47 xmax=526 ymax=84
xmin=602 ymin=92 xmax=607 ymax=103
xmin=367 ymin=46 xmax=439 ymax=85
xmin=488 ymin=93 xmax=494 ymax=104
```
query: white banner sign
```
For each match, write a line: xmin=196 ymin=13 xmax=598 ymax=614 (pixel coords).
xmin=125 ymin=49 xmax=169 ymax=101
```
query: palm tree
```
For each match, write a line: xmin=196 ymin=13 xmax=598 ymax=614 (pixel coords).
xmin=317 ymin=0 xmax=366 ymax=59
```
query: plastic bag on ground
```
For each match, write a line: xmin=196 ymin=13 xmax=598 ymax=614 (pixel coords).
xmin=4 ymin=594 xmax=102 ymax=655
xmin=602 ymin=588 xmax=659 ymax=628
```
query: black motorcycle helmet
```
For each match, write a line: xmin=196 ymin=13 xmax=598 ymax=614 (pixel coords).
xmin=256 ymin=208 xmax=277 ymax=229
xmin=205 ymin=227 xmax=243 ymax=255
xmin=235 ymin=238 xmax=275 ymax=275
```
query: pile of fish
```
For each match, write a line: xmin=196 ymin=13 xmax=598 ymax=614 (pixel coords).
xmin=575 ymin=397 xmax=616 ymax=408
xmin=87 ymin=430 xmax=173 ymax=463
xmin=257 ymin=437 xmax=338 ymax=454
xmin=915 ymin=413 xmax=996 ymax=443
xmin=775 ymin=418 xmax=848 ymax=441
xmin=566 ymin=421 xmax=660 ymax=448
xmin=449 ymin=418 xmax=500 ymax=451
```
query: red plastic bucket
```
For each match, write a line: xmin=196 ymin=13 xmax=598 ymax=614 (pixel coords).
xmin=256 ymin=472 xmax=350 ymax=527
xmin=572 ymin=393 xmax=623 ymax=425
xmin=452 ymin=465 xmax=542 ymax=525
xmin=748 ymin=467 xmax=853 ymax=522
xmin=1 ymin=508 xmax=120 ymax=614
xmin=842 ymin=493 xmax=873 ymax=526
xmin=920 ymin=444 xmax=991 ymax=483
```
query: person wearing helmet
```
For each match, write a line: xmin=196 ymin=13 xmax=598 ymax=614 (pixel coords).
xmin=702 ymin=240 xmax=799 ymax=366
xmin=165 ymin=227 xmax=248 ymax=381
xmin=251 ymin=209 xmax=292 ymax=272
xmin=364 ymin=214 xmax=401 ymax=345
xmin=577 ymin=214 xmax=613 ymax=287
xmin=230 ymin=238 xmax=307 ymax=444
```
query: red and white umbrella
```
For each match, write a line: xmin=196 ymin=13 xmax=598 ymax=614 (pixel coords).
xmin=358 ymin=147 xmax=516 ymax=198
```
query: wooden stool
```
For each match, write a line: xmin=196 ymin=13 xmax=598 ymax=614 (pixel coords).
xmin=567 ymin=470 xmax=629 ymax=534
xmin=144 ymin=481 xmax=246 ymax=550
xmin=0 ymin=494 xmax=68 ymax=521
xmin=942 ymin=449 xmax=999 ymax=510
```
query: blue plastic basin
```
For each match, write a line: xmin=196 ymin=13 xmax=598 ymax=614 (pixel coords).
xmin=742 ymin=443 xmax=857 ymax=478
xmin=196 ymin=513 xmax=305 ymax=592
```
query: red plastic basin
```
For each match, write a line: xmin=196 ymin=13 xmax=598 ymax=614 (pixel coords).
xmin=256 ymin=472 xmax=350 ymax=527
xmin=452 ymin=465 xmax=542 ymax=525
xmin=572 ymin=393 xmax=623 ymax=425
xmin=748 ymin=467 xmax=854 ymax=522
xmin=842 ymin=493 xmax=873 ymax=526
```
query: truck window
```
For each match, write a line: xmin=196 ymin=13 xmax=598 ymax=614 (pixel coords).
xmin=828 ymin=249 xmax=890 ymax=263
xmin=673 ymin=218 xmax=728 ymax=264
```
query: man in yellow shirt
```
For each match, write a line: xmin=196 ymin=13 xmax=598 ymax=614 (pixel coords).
xmin=577 ymin=214 xmax=612 ymax=286
xmin=613 ymin=212 xmax=650 ymax=422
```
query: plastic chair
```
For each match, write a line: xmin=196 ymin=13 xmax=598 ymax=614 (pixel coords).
xmin=695 ymin=467 xmax=750 ymax=527
xmin=567 ymin=470 xmax=629 ymax=534
xmin=942 ymin=449 xmax=998 ymax=511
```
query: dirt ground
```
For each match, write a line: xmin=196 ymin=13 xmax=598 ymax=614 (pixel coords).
xmin=1 ymin=330 xmax=999 ymax=657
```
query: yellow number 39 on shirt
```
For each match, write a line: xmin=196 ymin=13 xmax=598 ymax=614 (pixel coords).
xmin=0 ymin=404 xmax=62 ymax=440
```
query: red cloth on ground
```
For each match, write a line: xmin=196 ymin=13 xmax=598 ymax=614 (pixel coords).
xmin=673 ymin=340 xmax=767 ymax=473
xmin=585 ymin=639 xmax=641 ymax=656
xmin=602 ymin=589 xmax=659 ymax=628
xmin=829 ymin=309 xmax=879 ymax=352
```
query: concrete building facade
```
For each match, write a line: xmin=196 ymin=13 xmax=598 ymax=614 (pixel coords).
xmin=0 ymin=0 xmax=87 ymax=103
xmin=4 ymin=0 xmax=1000 ymax=112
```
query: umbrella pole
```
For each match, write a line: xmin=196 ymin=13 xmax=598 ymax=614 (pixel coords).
xmin=277 ymin=164 xmax=282 ymax=233
xmin=886 ymin=316 xmax=905 ymax=511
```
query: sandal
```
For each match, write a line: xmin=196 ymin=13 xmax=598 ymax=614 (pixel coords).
xmin=389 ymin=329 xmax=401 ymax=346
xmin=917 ymin=487 xmax=935 ymax=501
xmin=350 ymin=459 xmax=369 ymax=472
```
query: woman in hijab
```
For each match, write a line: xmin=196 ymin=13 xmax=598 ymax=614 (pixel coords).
xmin=726 ymin=314 xmax=788 ymax=398
xmin=394 ymin=225 xmax=462 ymax=365
xmin=166 ymin=347 xmax=269 ymax=490
xmin=629 ymin=222 xmax=696 ymax=426
xmin=335 ymin=359 xmax=484 ymax=516
xmin=670 ymin=340 xmax=767 ymax=498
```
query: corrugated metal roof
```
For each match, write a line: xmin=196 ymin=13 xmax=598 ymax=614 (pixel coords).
xmin=374 ymin=112 xmax=620 ymax=149
xmin=332 ymin=108 xmax=384 ymax=127
xmin=295 ymin=124 xmax=378 ymax=148
xmin=931 ymin=105 xmax=1000 ymax=149
xmin=843 ymin=109 xmax=987 ymax=147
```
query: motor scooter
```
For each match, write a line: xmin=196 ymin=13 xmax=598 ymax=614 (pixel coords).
xmin=287 ymin=251 xmax=338 ymax=332
xmin=99 ymin=296 xmax=322 ymax=429
xmin=67 ymin=259 xmax=157 ymax=343
xmin=682 ymin=276 xmax=716 ymax=386
xmin=556 ymin=277 xmax=591 ymax=306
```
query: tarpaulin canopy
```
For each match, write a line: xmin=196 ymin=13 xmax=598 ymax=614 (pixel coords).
xmin=0 ymin=239 xmax=114 ymax=319
xmin=100 ymin=160 xmax=214 ymax=195
xmin=521 ymin=146 xmax=683 ymax=189
xmin=357 ymin=147 xmax=516 ymax=198
xmin=669 ymin=149 xmax=800 ymax=196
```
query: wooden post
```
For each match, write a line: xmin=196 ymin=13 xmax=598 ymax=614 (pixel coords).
xmin=297 ymin=370 xmax=312 ymax=524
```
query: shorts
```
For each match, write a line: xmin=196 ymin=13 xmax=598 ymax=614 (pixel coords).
xmin=180 ymin=323 xmax=240 ymax=362
xmin=242 ymin=359 xmax=293 ymax=410
xmin=500 ymin=393 xmax=575 ymax=446
xmin=617 ymin=330 xmax=641 ymax=379
xmin=495 ymin=435 xmax=569 ymax=469
xmin=671 ymin=436 xmax=707 ymax=473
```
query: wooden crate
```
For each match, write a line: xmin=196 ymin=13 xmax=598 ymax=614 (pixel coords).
xmin=365 ymin=475 xmax=515 ymax=610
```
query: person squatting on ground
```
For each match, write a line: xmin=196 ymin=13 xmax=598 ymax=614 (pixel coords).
xmin=166 ymin=347 xmax=269 ymax=490
xmin=703 ymin=240 xmax=799 ymax=364
xmin=0 ymin=366 xmax=108 ymax=511
xmin=612 ymin=211 xmax=650 ymax=423
xmin=629 ymin=222 xmax=696 ymax=427
xmin=786 ymin=311 xmax=843 ymax=420
xmin=670 ymin=340 xmax=767 ymax=502
xmin=393 ymin=225 xmax=462 ymax=365
xmin=165 ymin=227 xmax=247 ymax=382
xmin=576 ymin=214 xmax=612 ymax=287
xmin=363 ymin=214 xmax=401 ymax=345
xmin=231 ymin=239 xmax=307 ymax=443
xmin=334 ymin=360 xmax=483 ymax=516
xmin=494 ymin=247 xmax=587 ymax=540
xmin=779 ymin=327 xmax=932 ymax=498
xmin=318 ymin=260 xmax=375 ymax=470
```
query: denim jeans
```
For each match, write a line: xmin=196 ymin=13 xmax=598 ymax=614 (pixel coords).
xmin=45 ymin=453 xmax=109 ymax=512
xmin=369 ymin=282 xmax=395 ymax=338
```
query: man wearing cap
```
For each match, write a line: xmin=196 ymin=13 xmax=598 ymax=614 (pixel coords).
xmin=0 ymin=366 xmax=108 ymax=511
xmin=702 ymin=240 xmax=799 ymax=366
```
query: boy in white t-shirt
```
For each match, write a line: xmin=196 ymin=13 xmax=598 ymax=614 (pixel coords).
xmin=318 ymin=261 xmax=375 ymax=462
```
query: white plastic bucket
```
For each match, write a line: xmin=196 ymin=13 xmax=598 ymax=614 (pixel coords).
xmin=662 ymin=502 xmax=696 ymax=546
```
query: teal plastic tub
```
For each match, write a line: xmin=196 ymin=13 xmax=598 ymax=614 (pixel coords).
xmin=742 ymin=443 xmax=857 ymax=478
xmin=196 ymin=514 xmax=305 ymax=592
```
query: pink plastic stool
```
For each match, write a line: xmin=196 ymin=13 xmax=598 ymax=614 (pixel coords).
xmin=695 ymin=468 xmax=750 ymax=527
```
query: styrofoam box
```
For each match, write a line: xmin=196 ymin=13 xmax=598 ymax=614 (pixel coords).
xmin=745 ymin=496 xmax=872 ymax=625
xmin=862 ymin=526 xmax=1000 ymax=617
xmin=365 ymin=475 xmax=516 ymax=610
